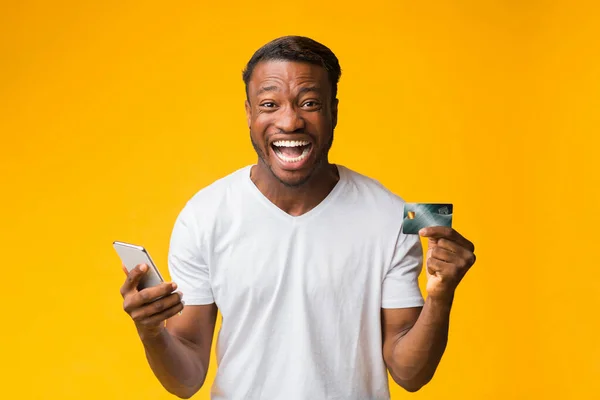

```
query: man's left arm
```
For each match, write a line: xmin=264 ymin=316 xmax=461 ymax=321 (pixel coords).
xmin=382 ymin=226 xmax=476 ymax=392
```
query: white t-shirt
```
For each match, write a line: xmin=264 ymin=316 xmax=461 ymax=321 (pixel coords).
xmin=168 ymin=164 xmax=424 ymax=400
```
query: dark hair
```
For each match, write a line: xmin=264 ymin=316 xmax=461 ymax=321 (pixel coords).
xmin=242 ymin=35 xmax=342 ymax=103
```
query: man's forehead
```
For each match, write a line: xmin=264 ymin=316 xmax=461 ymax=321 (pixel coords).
xmin=249 ymin=60 xmax=328 ymax=91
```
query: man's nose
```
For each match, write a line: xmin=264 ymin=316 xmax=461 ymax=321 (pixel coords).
xmin=275 ymin=106 xmax=305 ymax=133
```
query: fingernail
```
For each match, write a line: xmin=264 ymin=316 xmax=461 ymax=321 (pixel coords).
xmin=140 ymin=264 xmax=148 ymax=272
xmin=181 ymin=300 xmax=185 ymax=306
xmin=171 ymin=282 xmax=178 ymax=290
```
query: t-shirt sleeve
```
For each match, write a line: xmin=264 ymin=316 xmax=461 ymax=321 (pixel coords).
xmin=381 ymin=230 xmax=425 ymax=309
xmin=167 ymin=205 xmax=215 ymax=305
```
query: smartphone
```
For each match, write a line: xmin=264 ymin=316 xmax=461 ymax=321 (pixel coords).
xmin=113 ymin=241 xmax=165 ymax=291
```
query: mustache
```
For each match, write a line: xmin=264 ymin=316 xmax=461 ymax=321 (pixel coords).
xmin=269 ymin=128 xmax=310 ymax=136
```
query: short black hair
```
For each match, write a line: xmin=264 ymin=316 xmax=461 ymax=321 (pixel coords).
xmin=242 ymin=35 xmax=342 ymax=102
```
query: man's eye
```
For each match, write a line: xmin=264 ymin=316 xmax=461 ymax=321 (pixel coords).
xmin=260 ymin=102 xmax=276 ymax=108
xmin=302 ymin=101 xmax=320 ymax=109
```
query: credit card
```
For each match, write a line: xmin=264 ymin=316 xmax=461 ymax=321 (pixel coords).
xmin=402 ymin=203 xmax=453 ymax=234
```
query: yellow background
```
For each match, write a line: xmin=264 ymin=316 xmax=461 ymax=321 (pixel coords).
xmin=1 ymin=1 xmax=599 ymax=399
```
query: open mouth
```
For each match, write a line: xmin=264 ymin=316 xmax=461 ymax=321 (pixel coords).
xmin=271 ymin=140 xmax=313 ymax=164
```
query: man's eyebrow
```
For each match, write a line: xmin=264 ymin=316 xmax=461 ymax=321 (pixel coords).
xmin=298 ymin=86 xmax=321 ymax=95
xmin=257 ymin=85 xmax=279 ymax=95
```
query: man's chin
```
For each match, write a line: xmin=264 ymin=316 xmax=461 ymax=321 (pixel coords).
xmin=266 ymin=151 xmax=317 ymax=187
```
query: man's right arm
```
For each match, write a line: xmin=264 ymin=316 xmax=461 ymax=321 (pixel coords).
xmin=121 ymin=264 xmax=218 ymax=399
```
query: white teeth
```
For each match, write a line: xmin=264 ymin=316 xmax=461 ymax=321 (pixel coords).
xmin=273 ymin=145 xmax=311 ymax=163
xmin=272 ymin=140 xmax=310 ymax=147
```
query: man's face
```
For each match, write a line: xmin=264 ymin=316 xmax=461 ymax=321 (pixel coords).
xmin=245 ymin=60 xmax=338 ymax=187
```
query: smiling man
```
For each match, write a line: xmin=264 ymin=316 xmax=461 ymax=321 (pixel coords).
xmin=119 ymin=36 xmax=477 ymax=400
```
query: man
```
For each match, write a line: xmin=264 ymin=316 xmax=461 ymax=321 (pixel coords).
xmin=120 ymin=35 xmax=476 ymax=399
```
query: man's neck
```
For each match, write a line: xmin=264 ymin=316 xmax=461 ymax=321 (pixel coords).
xmin=250 ymin=162 xmax=340 ymax=217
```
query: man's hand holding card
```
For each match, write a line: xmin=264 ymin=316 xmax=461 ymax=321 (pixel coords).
xmin=402 ymin=203 xmax=477 ymax=302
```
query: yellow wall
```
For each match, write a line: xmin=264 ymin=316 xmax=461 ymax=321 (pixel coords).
xmin=1 ymin=1 xmax=598 ymax=399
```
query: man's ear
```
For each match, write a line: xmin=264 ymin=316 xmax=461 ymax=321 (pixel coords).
xmin=245 ymin=99 xmax=251 ymax=128
xmin=332 ymin=98 xmax=339 ymax=130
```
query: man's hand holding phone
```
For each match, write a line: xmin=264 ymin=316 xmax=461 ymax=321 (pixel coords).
xmin=120 ymin=264 xmax=184 ymax=340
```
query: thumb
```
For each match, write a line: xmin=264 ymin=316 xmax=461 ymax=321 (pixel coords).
xmin=122 ymin=264 xmax=148 ymax=294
